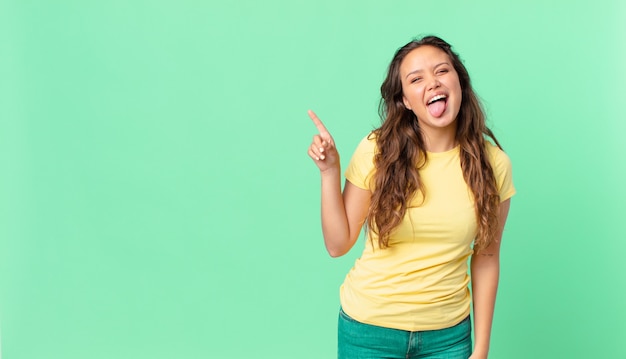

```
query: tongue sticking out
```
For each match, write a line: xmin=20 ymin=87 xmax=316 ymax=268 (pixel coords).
xmin=428 ymin=100 xmax=446 ymax=118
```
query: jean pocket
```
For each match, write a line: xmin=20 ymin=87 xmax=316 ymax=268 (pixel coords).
xmin=338 ymin=307 xmax=361 ymax=324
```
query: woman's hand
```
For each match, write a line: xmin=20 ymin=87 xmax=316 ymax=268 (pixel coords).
xmin=468 ymin=352 xmax=487 ymax=359
xmin=307 ymin=110 xmax=340 ymax=173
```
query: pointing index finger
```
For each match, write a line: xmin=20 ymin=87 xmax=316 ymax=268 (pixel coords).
xmin=308 ymin=110 xmax=330 ymax=136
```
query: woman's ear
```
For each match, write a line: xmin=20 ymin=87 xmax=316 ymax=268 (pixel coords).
xmin=402 ymin=96 xmax=412 ymax=110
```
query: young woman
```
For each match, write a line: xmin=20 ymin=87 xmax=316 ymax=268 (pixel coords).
xmin=307 ymin=36 xmax=515 ymax=359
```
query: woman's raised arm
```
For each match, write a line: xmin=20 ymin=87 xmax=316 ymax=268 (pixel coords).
xmin=307 ymin=110 xmax=370 ymax=257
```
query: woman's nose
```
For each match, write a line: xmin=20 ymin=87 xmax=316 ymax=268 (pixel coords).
xmin=427 ymin=77 xmax=441 ymax=91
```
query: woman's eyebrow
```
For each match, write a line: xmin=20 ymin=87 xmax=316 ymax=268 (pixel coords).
xmin=405 ymin=62 xmax=450 ymax=79
xmin=405 ymin=69 xmax=423 ymax=79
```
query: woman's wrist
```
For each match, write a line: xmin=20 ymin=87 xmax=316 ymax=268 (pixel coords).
xmin=471 ymin=345 xmax=489 ymax=358
xmin=320 ymin=164 xmax=341 ymax=177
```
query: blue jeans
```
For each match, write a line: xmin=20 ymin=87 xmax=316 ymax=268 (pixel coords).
xmin=338 ymin=308 xmax=472 ymax=359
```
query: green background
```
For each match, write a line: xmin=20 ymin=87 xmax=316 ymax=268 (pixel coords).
xmin=1 ymin=0 xmax=624 ymax=358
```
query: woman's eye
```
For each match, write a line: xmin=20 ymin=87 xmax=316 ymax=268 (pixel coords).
xmin=437 ymin=69 xmax=449 ymax=74
xmin=411 ymin=77 xmax=421 ymax=83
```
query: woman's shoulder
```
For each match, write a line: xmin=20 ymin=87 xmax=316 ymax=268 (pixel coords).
xmin=484 ymin=141 xmax=513 ymax=173
xmin=485 ymin=141 xmax=508 ymax=158
xmin=353 ymin=131 xmax=378 ymax=153
xmin=484 ymin=141 xmax=515 ymax=198
xmin=345 ymin=132 xmax=378 ymax=189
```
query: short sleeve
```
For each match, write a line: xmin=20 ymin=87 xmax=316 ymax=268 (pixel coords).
xmin=486 ymin=142 xmax=516 ymax=202
xmin=344 ymin=134 xmax=377 ymax=190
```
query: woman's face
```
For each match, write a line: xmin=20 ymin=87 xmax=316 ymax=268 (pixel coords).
xmin=399 ymin=45 xmax=462 ymax=136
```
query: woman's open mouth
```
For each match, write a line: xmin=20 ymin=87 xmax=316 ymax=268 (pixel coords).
xmin=427 ymin=94 xmax=447 ymax=118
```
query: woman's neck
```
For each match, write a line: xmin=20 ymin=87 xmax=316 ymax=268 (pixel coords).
xmin=421 ymin=127 xmax=458 ymax=153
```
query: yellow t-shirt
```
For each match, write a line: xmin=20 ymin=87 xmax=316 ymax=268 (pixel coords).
xmin=341 ymin=134 xmax=516 ymax=331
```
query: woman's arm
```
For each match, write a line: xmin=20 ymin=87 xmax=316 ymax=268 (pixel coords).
xmin=308 ymin=110 xmax=370 ymax=257
xmin=319 ymin=173 xmax=370 ymax=257
xmin=469 ymin=198 xmax=511 ymax=359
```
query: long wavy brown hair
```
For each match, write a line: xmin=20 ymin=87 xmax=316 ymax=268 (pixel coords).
xmin=367 ymin=35 xmax=502 ymax=252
